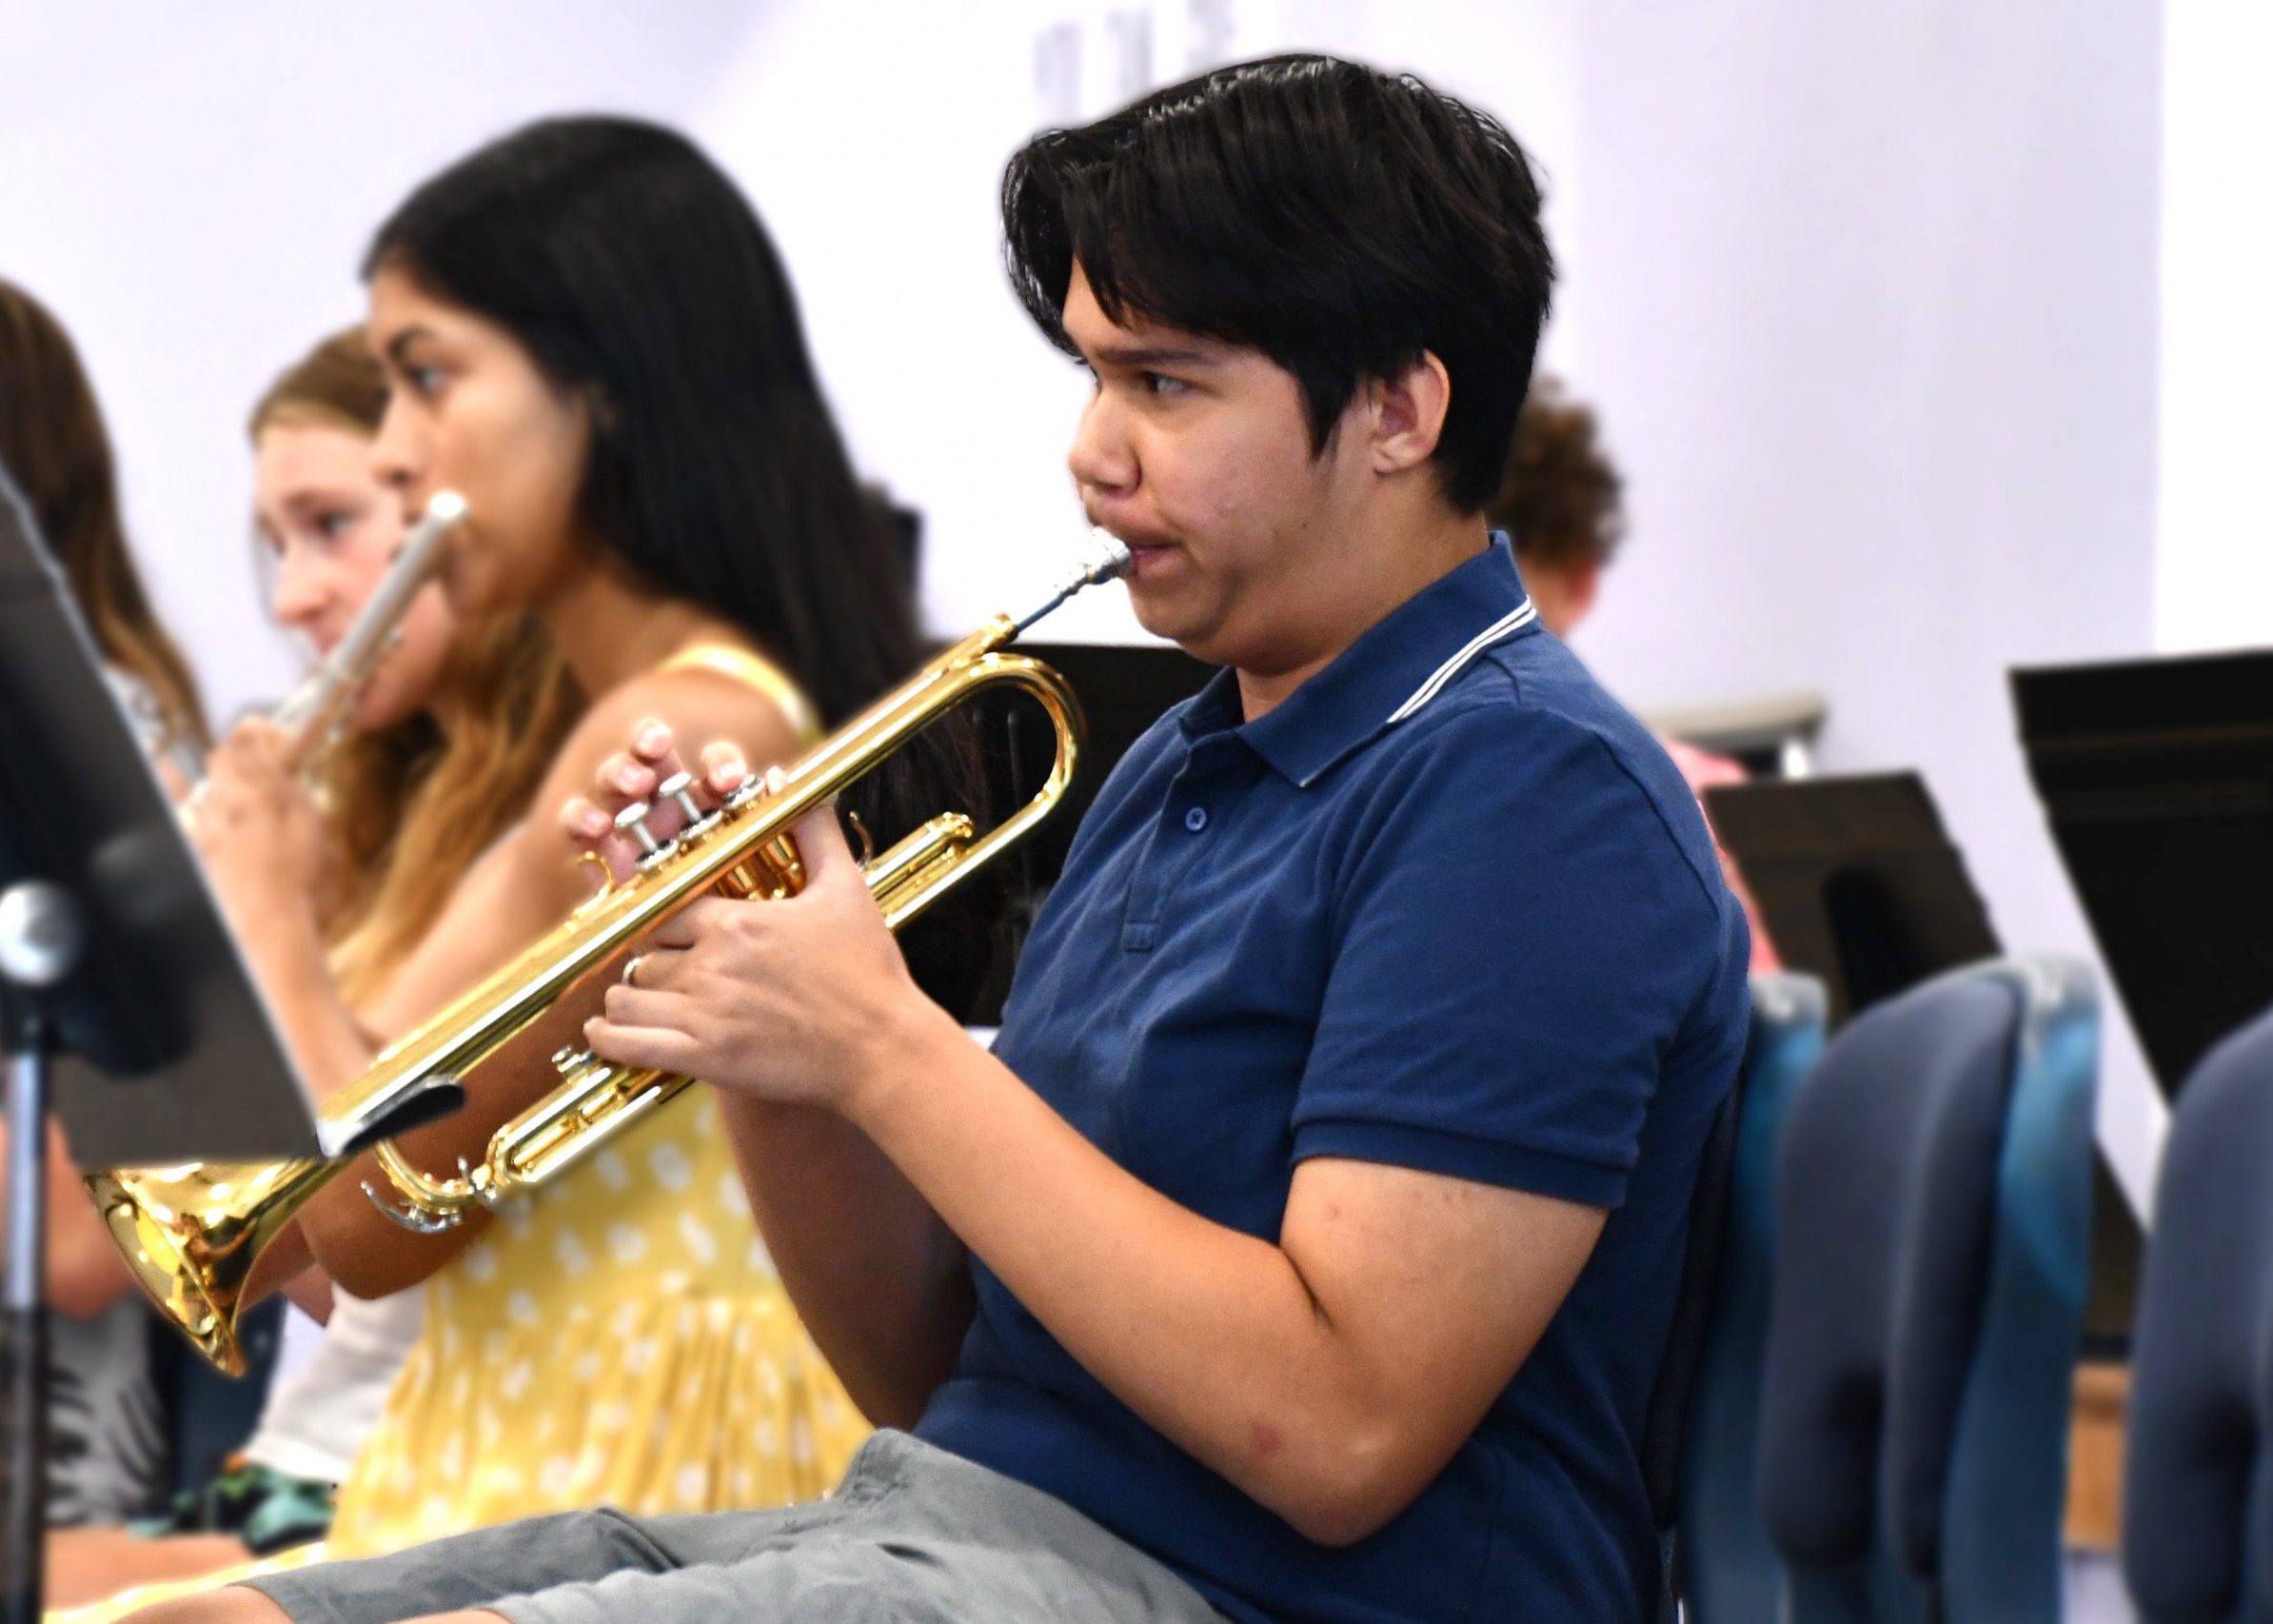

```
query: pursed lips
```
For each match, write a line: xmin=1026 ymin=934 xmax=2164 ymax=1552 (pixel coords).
xmin=1088 ymin=523 xmax=1178 ymax=565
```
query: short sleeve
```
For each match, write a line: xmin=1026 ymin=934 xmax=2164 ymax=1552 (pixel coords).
xmin=1291 ymin=703 xmax=1729 ymax=1208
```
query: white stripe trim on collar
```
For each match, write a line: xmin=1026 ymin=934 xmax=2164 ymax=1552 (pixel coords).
xmin=1385 ymin=600 xmax=1537 ymax=725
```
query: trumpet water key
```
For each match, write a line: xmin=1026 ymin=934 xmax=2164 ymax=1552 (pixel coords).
xmin=88 ymin=532 xmax=1132 ymax=1372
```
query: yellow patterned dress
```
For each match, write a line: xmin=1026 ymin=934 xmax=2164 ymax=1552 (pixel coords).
xmin=331 ymin=644 xmax=864 ymax=1552
xmin=329 ymin=1089 xmax=866 ymax=1550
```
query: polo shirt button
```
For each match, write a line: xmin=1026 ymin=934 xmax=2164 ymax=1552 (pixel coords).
xmin=1183 ymin=806 xmax=1209 ymax=833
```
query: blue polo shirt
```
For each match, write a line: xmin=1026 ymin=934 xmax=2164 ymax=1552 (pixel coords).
xmin=918 ymin=536 xmax=1749 ymax=1623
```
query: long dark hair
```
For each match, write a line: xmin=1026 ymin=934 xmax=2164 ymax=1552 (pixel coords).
xmin=366 ymin=117 xmax=988 ymax=1012
xmin=0 ymin=278 xmax=211 ymax=755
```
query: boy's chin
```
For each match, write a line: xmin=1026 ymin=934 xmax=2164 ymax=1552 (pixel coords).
xmin=1124 ymin=587 xmax=1196 ymax=647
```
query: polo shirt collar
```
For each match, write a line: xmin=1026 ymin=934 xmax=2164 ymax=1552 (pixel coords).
xmin=1179 ymin=533 xmax=1537 ymax=788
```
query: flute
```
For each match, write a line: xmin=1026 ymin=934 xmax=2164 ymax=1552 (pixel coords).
xmin=182 ymin=490 xmax=466 ymax=808
xmin=268 ymin=489 xmax=467 ymax=767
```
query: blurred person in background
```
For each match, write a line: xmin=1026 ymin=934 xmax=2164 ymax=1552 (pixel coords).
xmin=0 ymin=277 xmax=210 ymax=782
xmin=1490 ymin=375 xmax=1781 ymax=971
xmin=0 ymin=273 xmax=211 ymax=1545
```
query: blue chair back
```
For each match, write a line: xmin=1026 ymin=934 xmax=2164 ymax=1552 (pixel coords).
xmin=1676 ymin=972 xmax=1828 ymax=1622
xmin=1756 ymin=958 xmax=2098 ymax=1623
xmin=2123 ymin=1003 xmax=2273 ymax=1623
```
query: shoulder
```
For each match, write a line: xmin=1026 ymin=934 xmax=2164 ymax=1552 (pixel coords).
xmin=561 ymin=659 xmax=808 ymax=787
xmin=498 ymin=656 xmax=811 ymax=896
xmin=1379 ymin=632 xmax=1729 ymax=905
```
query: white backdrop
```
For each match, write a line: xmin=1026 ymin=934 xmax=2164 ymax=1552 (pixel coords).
xmin=2156 ymin=2 xmax=2273 ymax=657
xmin=3 ymin=0 xmax=2171 ymax=1197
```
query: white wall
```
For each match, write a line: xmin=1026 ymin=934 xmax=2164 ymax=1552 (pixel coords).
xmin=6 ymin=0 xmax=2167 ymax=1197
xmin=2155 ymin=3 xmax=2273 ymax=655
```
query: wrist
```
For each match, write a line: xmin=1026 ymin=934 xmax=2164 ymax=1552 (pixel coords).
xmin=840 ymin=990 xmax=967 ymax=1133
xmin=238 ymin=904 xmax=328 ymax=989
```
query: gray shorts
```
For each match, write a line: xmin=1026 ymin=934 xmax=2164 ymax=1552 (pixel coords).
xmin=246 ymin=1431 xmax=1227 ymax=1624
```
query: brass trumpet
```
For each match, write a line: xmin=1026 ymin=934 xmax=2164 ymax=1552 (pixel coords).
xmin=89 ymin=534 xmax=1132 ymax=1372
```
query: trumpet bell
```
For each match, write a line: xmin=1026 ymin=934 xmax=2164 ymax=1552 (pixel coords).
xmin=86 ymin=1158 xmax=326 ymax=1376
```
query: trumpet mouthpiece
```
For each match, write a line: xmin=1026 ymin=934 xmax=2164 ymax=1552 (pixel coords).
xmin=1013 ymin=530 xmax=1136 ymax=634
xmin=1084 ymin=528 xmax=1134 ymax=583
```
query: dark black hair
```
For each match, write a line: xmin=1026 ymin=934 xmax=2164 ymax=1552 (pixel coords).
xmin=366 ymin=116 xmax=990 ymax=1013
xmin=1002 ymin=54 xmax=1554 ymax=513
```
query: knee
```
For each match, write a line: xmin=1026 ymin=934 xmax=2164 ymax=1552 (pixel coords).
xmin=121 ymin=1587 xmax=292 ymax=1624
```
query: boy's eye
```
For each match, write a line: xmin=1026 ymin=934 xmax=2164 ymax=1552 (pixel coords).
xmin=1141 ymin=371 xmax=1189 ymax=397
xmin=404 ymin=364 xmax=444 ymax=397
xmin=315 ymin=508 xmax=357 ymax=542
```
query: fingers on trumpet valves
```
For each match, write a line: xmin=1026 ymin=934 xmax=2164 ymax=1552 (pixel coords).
xmin=699 ymin=738 xmax=753 ymax=799
xmin=601 ymin=748 xmax=661 ymax=805
xmin=630 ymin=716 xmax=680 ymax=769
xmin=562 ymin=793 xmax=609 ymax=845
xmin=611 ymin=792 xmax=722 ymax=871
xmin=721 ymin=761 xmax=788 ymax=817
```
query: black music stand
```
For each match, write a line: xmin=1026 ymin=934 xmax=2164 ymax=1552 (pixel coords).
xmin=0 ymin=465 xmax=453 ymax=1619
xmin=2012 ymin=649 xmax=2273 ymax=1101
xmin=1702 ymin=772 xmax=2000 ymax=1028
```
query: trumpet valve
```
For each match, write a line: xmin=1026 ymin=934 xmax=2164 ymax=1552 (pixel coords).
xmin=722 ymin=772 xmax=766 ymax=814
xmin=657 ymin=770 xmax=721 ymax=842
xmin=613 ymin=800 xmax=674 ymax=871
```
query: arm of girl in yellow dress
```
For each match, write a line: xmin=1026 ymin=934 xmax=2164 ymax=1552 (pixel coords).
xmin=240 ymin=671 xmax=805 ymax=1302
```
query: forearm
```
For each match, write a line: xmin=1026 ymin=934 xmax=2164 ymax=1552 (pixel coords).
xmin=30 ymin=1129 xmax=133 ymax=1317
xmin=716 ymin=1091 xmax=972 ymax=1428
xmin=236 ymin=910 xmax=377 ymax=1100
xmin=843 ymin=1007 xmax=1403 ymax=1535
xmin=45 ymin=1203 xmax=133 ymax=1317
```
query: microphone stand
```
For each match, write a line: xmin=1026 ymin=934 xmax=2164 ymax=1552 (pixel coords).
xmin=0 ymin=881 xmax=83 ymax=1624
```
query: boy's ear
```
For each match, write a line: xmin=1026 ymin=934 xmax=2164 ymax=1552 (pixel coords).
xmin=1368 ymin=351 xmax=1453 ymax=478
